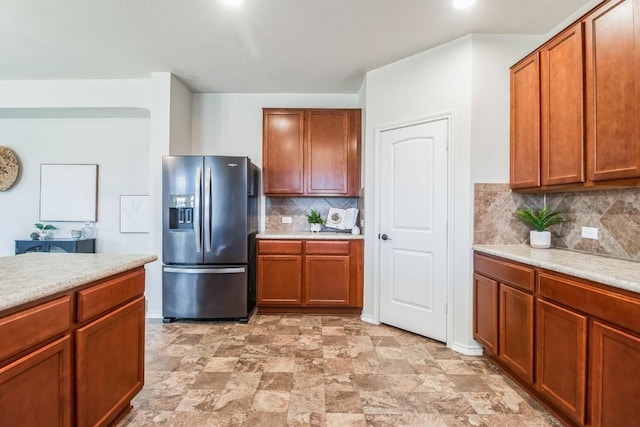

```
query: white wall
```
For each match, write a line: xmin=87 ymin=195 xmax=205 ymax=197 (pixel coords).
xmin=469 ymin=34 xmax=542 ymax=183
xmin=191 ymin=93 xmax=360 ymax=164
xmin=191 ymin=93 xmax=360 ymax=231
xmin=169 ymin=75 xmax=193 ymax=155
xmin=363 ymin=34 xmax=541 ymax=354
xmin=364 ymin=36 xmax=475 ymax=353
xmin=0 ymin=117 xmax=150 ymax=255
xmin=0 ymin=76 xmax=176 ymax=319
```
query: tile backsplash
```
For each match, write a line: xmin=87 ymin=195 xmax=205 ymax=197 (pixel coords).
xmin=265 ymin=197 xmax=359 ymax=232
xmin=474 ymin=183 xmax=640 ymax=261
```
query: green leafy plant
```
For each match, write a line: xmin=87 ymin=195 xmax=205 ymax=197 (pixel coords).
xmin=516 ymin=206 xmax=566 ymax=235
xmin=306 ymin=209 xmax=326 ymax=225
xmin=34 ymin=223 xmax=57 ymax=231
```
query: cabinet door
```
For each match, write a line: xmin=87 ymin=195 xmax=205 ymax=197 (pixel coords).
xmin=257 ymin=255 xmax=302 ymax=305
xmin=585 ymin=0 xmax=640 ymax=181
xmin=76 ymin=297 xmax=145 ymax=427
xmin=47 ymin=240 xmax=77 ymax=253
xmin=536 ymin=299 xmax=587 ymax=424
xmin=499 ymin=284 xmax=534 ymax=383
xmin=263 ymin=109 xmax=305 ymax=194
xmin=304 ymin=255 xmax=350 ymax=305
xmin=541 ymin=23 xmax=585 ymax=186
xmin=510 ymin=52 xmax=541 ymax=189
xmin=473 ymin=274 xmax=499 ymax=354
xmin=0 ymin=336 xmax=71 ymax=427
xmin=15 ymin=240 xmax=45 ymax=254
xmin=590 ymin=321 xmax=640 ymax=427
xmin=305 ymin=110 xmax=359 ymax=196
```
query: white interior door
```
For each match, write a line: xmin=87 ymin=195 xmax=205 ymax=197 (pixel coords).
xmin=378 ymin=118 xmax=448 ymax=342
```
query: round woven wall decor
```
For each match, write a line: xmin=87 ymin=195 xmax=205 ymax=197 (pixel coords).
xmin=0 ymin=146 xmax=19 ymax=191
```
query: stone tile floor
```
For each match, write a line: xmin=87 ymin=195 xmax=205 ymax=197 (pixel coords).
xmin=118 ymin=315 xmax=560 ymax=426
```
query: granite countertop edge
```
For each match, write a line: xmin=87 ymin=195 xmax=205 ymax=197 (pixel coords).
xmin=473 ymin=245 xmax=640 ymax=295
xmin=257 ymin=231 xmax=364 ymax=240
xmin=0 ymin=253 xmax=158 ymax=312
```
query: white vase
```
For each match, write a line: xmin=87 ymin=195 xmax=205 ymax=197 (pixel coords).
xmin=530 ymin=230 xmax=551 ymax=249
xmin=310 ymin=223 xmax=322 ymax=233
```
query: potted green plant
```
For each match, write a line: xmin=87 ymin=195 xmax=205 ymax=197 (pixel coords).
xmin=516 ymin=205 xmax=566 ymax=249
xmin=34 ymin=223 xmax=57 ymax=240
xmin=306 ymin=209 xmax=325 ymax=233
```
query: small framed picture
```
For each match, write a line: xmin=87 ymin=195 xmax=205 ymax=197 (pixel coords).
xmin=120 ymin=195 xmax=150 ymax=233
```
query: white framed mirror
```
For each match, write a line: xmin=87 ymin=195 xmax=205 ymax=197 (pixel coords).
xmin=39 ymin=164 xmax=98 ymax=221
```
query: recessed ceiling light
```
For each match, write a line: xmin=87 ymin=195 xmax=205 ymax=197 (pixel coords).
xmin=220 ymin=0 xmax=243 ymax=8
xmin=453 ymin=0 xmax=476 ymax=9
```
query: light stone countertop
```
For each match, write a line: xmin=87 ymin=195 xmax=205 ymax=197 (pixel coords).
xmin=0 ymin=253 xmax=158 ymax=312
xmin=257 ymin=231 xmax=364 ymax=240
xmin=473 ymin=245 xmax=640 ymax=295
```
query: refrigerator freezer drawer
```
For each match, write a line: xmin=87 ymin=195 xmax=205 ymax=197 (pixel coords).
xmin=163 ymin=265 xmax=248 ymax=320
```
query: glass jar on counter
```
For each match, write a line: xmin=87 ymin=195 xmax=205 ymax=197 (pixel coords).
xmin=81 ymin=221 xmax=94 ymax=239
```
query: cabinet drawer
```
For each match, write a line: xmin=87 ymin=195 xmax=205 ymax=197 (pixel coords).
xmin=538 ymin=271 xmax=640 ymax=335
xmin=77 ymin=269 xmax=145 ymax=323
xmin=0 ymin=295 xmax=72 ymax=362
xmin=258 ymin=240 xmax=302 ymax=255
xmin=305 ymin=241 xmax=350 ymax=255
xmin=474 ymin=253 xmax=534 ymax=292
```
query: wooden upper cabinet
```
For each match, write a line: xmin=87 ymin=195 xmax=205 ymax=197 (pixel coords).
xmin=263 ymin=108 xmax=361 ymax=196
xmin=510 ymin=52 xmax=541 ymax=189
xmin=306 ymin=110 xmax=351 ymax=195
xmin=585 ymin=0 xmax=640 ymax=182
xmin=262 ymin=110 xmax=305 ymax=194
xmin=541 ymin=23 xmax=585 ymax=186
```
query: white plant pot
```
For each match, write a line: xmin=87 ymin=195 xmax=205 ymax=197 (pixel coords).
xmin=310 ymin=223 xmax=322 ymax=233
xmin=530 ymin=230 xmax=551 ymax=249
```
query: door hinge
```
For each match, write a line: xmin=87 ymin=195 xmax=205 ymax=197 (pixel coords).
xmin=444 ymin=303 xmax=448 ymax=315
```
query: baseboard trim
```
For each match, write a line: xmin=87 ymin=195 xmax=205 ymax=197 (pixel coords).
xmin=360 ymin=314 xmax=378 ymax=325
xmin=449 ymin=342 xmax=483 ymax=356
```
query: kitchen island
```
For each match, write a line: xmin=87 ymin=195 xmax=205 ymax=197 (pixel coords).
xmin=0 ymin=252 xmax=157 ymax=427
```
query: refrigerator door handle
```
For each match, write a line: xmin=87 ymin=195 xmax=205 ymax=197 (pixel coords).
xmin=164 ymin=267 xmax=246 ymax=274
xmin=204 ymin=166 xmax=212 ymax=252
xmin=194 ymin=167 xmax=202 ymax=253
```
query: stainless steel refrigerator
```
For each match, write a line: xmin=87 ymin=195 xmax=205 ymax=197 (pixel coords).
xmin=162 ymin=155 xmax=259 ymax=323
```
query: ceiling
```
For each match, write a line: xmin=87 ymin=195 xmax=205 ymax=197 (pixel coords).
xmin=1 ymin=0 xmax=592 ymax=93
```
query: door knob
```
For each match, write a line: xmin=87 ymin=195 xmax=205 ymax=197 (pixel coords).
xmin=380 ymin=233 xmax=391 ymax=240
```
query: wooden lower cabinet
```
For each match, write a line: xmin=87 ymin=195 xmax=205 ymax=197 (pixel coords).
xmin=0 ymin=336 xmax=72 ymax=427
xmin=76 ymin=297 xmax=145 ymax=427
xmin=590 ymin=321 xmax=640 ymax=427
xmin=0 ymin=267 xmax=146 ymax=427
xmin=474 ymin=251 xmax=640 ymax=427
xmin=536 ymin=299 xmax=587 ymax=425
xmin=473 ymin=253 xmax=534 ymax=384
xmin=305 ymin=255 xmax=350 ymax=305
xmin=257 ymin=239 xmax=363 ymax=313
xmin=257 ymin=255 xmax=302 ymax=305
xmin=499 ymin=284 xmax=534 ymax=383
xmin=473 ymin=273 xmax=499 ymax=354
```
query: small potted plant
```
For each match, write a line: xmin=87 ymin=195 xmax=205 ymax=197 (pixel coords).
xmin=516 ymin=205 xmax=566 ymax=249
xmin=306 ymin=209 xmax=325 ymax=233
xmin=34 ymin=223 xmax=57 ymax=240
